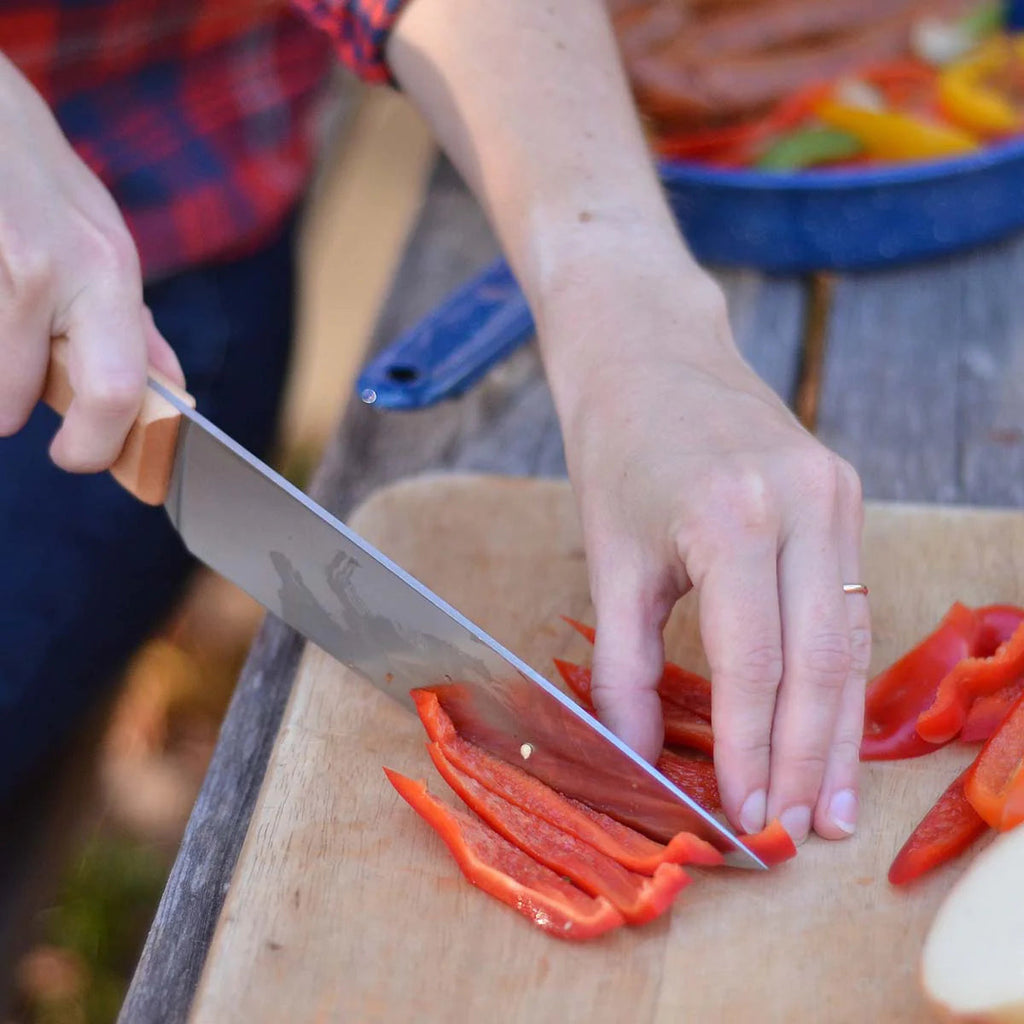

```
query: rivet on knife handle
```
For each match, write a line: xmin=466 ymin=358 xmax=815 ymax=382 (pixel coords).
xmin=43 ymin=337 xmax=196 ymax=506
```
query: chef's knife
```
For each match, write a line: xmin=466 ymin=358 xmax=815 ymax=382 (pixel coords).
xmin=43 ymin=341 xmax=763 ymax=868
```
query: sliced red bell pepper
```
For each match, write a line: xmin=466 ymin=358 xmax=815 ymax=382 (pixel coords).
xmin=412 ymin=688 xmax=723 ymax=872
xmin=973 ymin=603 xmax=1024 ymax=657
xmin=384 ymin=768 xmax=625 ymax=940
xmin=916 ymin=618 xmax=1024 ymax=744
xmin=739 ymin=820 xmax=798 ymax=868
xmin=860 ymin=601 xmax=979 ymax=761
xmin=425 ymin=742 xmax=691 ymax=925
xmin=887 ymin=767 xmax=989 ymax=886
xmin=961 ymin=679 xmax=1024 ymax=742
xmin=963 ymin=689 xmax=1024 ymax=830
xmin=562 ymin=617 xmax=713 ymax=716
xmin=554 ymin=658 xmax=716 ymax=755
xmin=655 ymin=749 xmax=721 ymax=811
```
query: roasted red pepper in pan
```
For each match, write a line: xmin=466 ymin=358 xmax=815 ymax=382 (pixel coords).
xmin=963 ymin=690 xmax=1024 ymax=830
xmin=887 ymin=767 xmax=988 ymax=886
xmin=861 ymin=601 xmax=979 ymax=761
xmin=385 ymin=768 xmax=625 ymax=941
xmin=425 ymin=742 xmax=691 ymax=925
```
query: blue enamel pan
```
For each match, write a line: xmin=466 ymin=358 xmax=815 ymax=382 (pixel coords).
xmin=358 ymin=140 xmax=1024 ymax=410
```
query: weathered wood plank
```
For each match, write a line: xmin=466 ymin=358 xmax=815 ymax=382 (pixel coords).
xmin=119 ymin=617 xmax=305 ymax=1024
xmin=122 ymin=156 xmax=806 ymax=1023
xmin=818 ymin=233 xmax=1024 ymax=506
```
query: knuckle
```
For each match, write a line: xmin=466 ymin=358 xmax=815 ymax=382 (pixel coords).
xmin=78 ymin=371 xmax=143 ymax=420
xmin=837 ymin=457 xmax=863 ymax=505
xmin=778 ymin=747 xmax=829 ymax=780
xmin=799 ymin=632 xmax=852 ymax=688
xmin=0 ymin=226 xmax=52 ymax=302
xmin=683 ymin=470 xmax=779 ymax=555
xmin=828 ymin=735 xmax=864 ymax=770
xmin=795 ymin=450 xmax=843 ymax=507
xmin=715 ymin=731 xmax=771 ymax=765
xmin=79 ymin=220 xmax=140 ymax=287
xmin=847 ymin=624 xmax=872 ymax=675
xmin=713 ymin=641 xmax=784 ymax=696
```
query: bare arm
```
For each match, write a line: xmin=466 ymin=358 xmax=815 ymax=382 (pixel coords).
xmin=388 ymin=0 xmax=870 ymax=844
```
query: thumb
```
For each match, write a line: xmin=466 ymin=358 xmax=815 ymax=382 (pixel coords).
xmin=588 ymin=559 xmax=669 ymax=764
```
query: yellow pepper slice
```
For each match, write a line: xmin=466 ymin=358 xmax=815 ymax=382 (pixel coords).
xmin=938 ymin=37 xmax=1024 ymax=137
xmin=815 ymin=99 xmax=979 ymax=161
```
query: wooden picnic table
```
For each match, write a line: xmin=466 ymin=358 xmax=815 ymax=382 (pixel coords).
xmin=119 ymin=155 xmax=1024 ymax=1023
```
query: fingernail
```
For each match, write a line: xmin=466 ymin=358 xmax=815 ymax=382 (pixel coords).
xmin=829 ymin=788 xmax=858 ymax=835
xmin=780 ymin=805 xmax=812 ymax=845
xmin=739 ymin=789 xmax=766 ymax=834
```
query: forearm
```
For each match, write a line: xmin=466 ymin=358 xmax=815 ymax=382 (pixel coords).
xmin=386 ymin=0 xmax=728 ymax=395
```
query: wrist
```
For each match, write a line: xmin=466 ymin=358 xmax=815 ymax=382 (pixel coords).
xmin=531 ymin=229 xmax=737 ymax=412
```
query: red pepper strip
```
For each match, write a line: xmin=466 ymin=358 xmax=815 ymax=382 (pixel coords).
xmin=553 ymin=659 xmax=716 ymax=755
xmin=916 ymin=618 xmax=1024 ymax=744
xmin=654 ymin=120 xmax=769 ymax=163
xmin=553 ymin=657 xmax=596 ymax=710
xmin=426 ymin=743 xmax=691 ymax=925
xmin=961 ymin=679 xmax=1024 ymax=742
xmin=887 ymin=767 xmax=989 ymax=886
xmin=561 ymin=615 xmax=596 ymax=644
xmin=655 ymin=749 xmax=721 ymax=812
xmin=384 ymin=769 xmax=625 ymax=941
xmin=860 ymin=602 xmax=979 ymax=761
xmin=412 ymin=689 xmax=723 ymax=872
xmin=560 ymin=619 xmax=713 ymax=717
xmin=964 ymin=690 xmax=1024 ymax=830
xmin=739 ymin=820 xmax=798 ymax=868
xmin=973 ymin=604 xmax=1024 ymax=658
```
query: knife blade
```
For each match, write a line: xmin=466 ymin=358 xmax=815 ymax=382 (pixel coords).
xmin=43 ymin=342 xmax=762 ymax=868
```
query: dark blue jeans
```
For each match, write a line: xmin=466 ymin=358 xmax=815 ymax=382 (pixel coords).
xmin=0 ymin=215 xmax=298 ymax=805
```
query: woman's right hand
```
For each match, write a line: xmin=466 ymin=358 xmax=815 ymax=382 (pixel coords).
xmin=0 ymin=53 xmax=183 ymax=470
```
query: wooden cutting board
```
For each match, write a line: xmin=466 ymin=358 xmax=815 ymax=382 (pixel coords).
xmin=189 ymin=474 xmax=1024 ymax=1024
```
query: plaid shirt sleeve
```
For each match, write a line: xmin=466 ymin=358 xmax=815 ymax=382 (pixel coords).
xmin=292 ymin=0 xmax=411 ymax=84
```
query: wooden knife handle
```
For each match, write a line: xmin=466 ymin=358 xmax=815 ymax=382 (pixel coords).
xmin=43 ymin=337 xmax=196 ymax=506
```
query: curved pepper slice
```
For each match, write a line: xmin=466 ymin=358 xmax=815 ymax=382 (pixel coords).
xmin=916 ymin=618 xmax=1024 ymax=744
xmin=963 ymin=690 xmax=1024 ymax=830
xmin=861 ymin=602 xmax=979 ymax=761
xmin=814 ymin=99 xmax=978 ymax=161
xmin=974 ymin=604 xmax=1024 ymax=658
xmin=937 ymin=38 xmax=1024 ymax=138
xmin=961 ymin=680 xmax=1024 ymax=743
xmin=425 ymin=743 xmax=691 ymax=925
xmin=384 ymin=768 xmax=625 ymax=941
xmin=887 ymin=767 xmax=988 ymax=886
xmin=412 ymin=688 xmax=723 ymax=872
xmin=739 ymin=820 xmax=798 ymax=868
xmin=655 ymin=749 xmax=722 ymax=811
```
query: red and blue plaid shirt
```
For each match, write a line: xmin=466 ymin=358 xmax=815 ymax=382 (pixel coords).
xmin=0 ymin=0 xmax=408 ymax=280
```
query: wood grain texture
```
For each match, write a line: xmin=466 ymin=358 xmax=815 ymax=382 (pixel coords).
xmin=191 ymin=475 xmax=1021 ymax=1024
xmin=123 ymin=156 xmax=805 ymax=1021
xmin=818 ymin=233 xmax=1024 ymax=505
